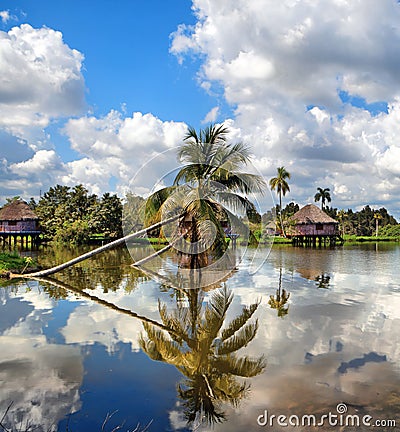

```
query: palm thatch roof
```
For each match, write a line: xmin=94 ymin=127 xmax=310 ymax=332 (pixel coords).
xmin=0 ymin=200 xmax=38 ymax=221
xmin=290 ymin=204 xmax=338 ymax=225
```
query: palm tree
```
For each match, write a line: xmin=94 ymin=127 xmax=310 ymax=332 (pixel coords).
xmin=19 ymin=124 xmax=264 ymax=279
xmin=144 ymin=123 xmax=266 ymax=268
xmin=314 ymin=187 xmax=331 ymax=210
xmin=269 ymin=167 xmax=291 ymax=237
xmin=374 ymin=212 xmax=382 ymax=237
xmin=140 ymin=286 xmax=266 ymax=426
xmin=268 ymin=268 xmax=290 ymax=317
xmin=337 ymin=209 xmax=346 ymax=237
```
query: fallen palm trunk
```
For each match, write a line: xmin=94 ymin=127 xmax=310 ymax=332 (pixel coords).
xmin=10 ymin=214 xmax=182 ymax=279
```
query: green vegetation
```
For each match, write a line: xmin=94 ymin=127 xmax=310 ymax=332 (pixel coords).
xmin=324 ymin=204 xmax=398 ymax=237
xmin=344 ymin=234 xmax=399 ymax=243
xmin=314 ymin=187 xmax=331 ymax=210
xmin=0 ymin=252 xmax=36 ymax=275
xmin=32 ymin=185 xmax=123 ymax=244
xmin=269 ymin=166 xmax=291 ymax=237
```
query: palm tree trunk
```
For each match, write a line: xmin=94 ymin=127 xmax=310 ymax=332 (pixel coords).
xmin=279 ymin=192 xmax=287 ymax=238
xmin=11 ymin=214 xmax=182 ymax=279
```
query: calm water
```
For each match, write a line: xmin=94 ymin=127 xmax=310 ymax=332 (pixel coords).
xmin=1 ymin=243 xmax=400 ymax=431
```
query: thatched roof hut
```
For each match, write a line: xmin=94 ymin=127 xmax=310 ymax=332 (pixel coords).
xmin=288 ymin=204 xmax=338 ymax=237
xmin=0 ymin=200 xmax=40 ymax=233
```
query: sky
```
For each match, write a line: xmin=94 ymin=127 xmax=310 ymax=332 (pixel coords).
xmin=1 ymin=0 xmax=400 ymax=219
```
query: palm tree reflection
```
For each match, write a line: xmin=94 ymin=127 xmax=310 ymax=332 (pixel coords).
xmin=139 ymin=284 xmax=265 ymax=426
xmin=35 ymin=265 xmax=265 ymax=428
xmin=315 ymin=273 xmax=331 ymax=289
xmin=268 ymin=267 xmax=290 ymax=318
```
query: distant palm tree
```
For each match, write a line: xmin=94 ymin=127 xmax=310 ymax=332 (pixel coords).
xmin=140 ymin=286 xmax=266 ymax=425
xmin=337 ymin=209 xmax=346 ymax=237
xmin=374 ymin=212 xmax=383 ymax=237
xmin=269 ymin=167 xmax=291 ymax=237
xmin=268 ymin=268 xmax=290 ymax=317
xmin=144 ymin=124 xmax=266 ymax=268
xmin=314 ymin=187 xmax=331 ymax=210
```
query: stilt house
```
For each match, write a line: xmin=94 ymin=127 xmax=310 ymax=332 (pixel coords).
xmin=288 ymin=204 xmax=343 ymax=246
xmin=0 ymin=200 xmax=41 ymax=246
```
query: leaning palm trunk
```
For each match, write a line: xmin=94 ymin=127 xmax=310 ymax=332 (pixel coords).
xmin=10 ymin=214 xmax=182 ymax=279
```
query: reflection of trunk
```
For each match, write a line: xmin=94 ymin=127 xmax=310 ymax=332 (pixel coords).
xmin=12 ymin=214 xmax=182 ymax=279
xmin=31 ymin=276 xmax=188 ymax=341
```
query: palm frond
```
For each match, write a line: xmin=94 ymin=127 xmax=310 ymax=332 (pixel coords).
xmin=158 ymin=301 xmax=190 ymax=345
xmin=213 ymin=190 xmax=257 ymax=214
xmin=144 ymin=186 xmax=177 ymax=226
xmin=198 ymin=287 xmax=233 ymax=342
xmin=214 ymin=355 xmax=266 ymax=378
xmin=214 ymin=141 xmax=251 ymax=168
xmin=183 ymin=197 xmax=228 ymax=258
xmin=211 ymin=170 xmax=266 ymax=195
xmin=216 ymin=321 xmax=258 ymax=355
xmin=141 ymin=322 xmax=183 ymax=365
xmin=212 ymin=376 xmax=249 ymax=404
xmin=221 ymin=302 xmax=260 ymax=341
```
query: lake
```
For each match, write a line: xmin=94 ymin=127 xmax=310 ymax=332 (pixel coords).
xmin=1 ymin=242 xmax=399 ymax=431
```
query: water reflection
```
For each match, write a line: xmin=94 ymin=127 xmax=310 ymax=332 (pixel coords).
xmin=36 ymin=244 xmax=149 ymax=293
xmin=314 ymin=273 xmax=331 ymax=289
xmin=2 ymin=244 xmax=400 ymax=430
xmin=0 ymin=283 xmax=83 ymax=432
xmin=268 ymin=267 xmax=290 ymax=318
xmin=25 ymin=270 xmax=265 ymax=429
xmin=140 ymin=284 xmax=265 ymax=426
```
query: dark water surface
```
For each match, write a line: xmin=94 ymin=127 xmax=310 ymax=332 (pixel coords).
xmin=1 ymin=243 xmax=399 ymax=431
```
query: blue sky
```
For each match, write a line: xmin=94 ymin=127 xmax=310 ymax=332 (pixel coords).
xmin=1 ymin=0 xmax=400 ymax=219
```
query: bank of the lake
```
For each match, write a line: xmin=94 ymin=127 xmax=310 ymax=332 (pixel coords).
xmin=0 ymin=251 xmax=38 ymax=277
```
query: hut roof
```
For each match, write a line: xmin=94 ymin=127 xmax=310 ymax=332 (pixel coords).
xmin=0 ymin=200 xmax=38 ymax=221
xmin=290 ymin=204 xmax=338 ymax=225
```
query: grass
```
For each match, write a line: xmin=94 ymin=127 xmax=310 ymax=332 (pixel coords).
xmin=343 ymin=234 xmax=399 ymax=243
xmin=0 ymin=252 xmax=37 ymax=276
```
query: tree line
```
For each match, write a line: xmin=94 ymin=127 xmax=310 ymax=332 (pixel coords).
xmin=29 ymin=185 xmax=123 ymax=244
xmin=3 ymin=124 xmax=398 ymax=245
xmin=25 ymin=182 xmax=398 ymax=246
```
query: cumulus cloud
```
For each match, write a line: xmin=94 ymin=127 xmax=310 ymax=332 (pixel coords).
xmin=171 ymin=0 xmax=400 ymax=217
xmin=0 ymin=23 xmax=86 ymax=201
xmin=62 ymin=110 xmax=188 ymax=196
xmin=0 ymin=24 xmax=85 ymax=137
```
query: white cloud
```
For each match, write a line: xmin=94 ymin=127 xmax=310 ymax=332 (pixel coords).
xmin=170 ymin=0 xmax=400 ymax=217
xmin=0 ymin=10 xmax=10 ymax=23
xmin=10 ymin=149 xmax=63 ymax=176
xmin=0 ymin=24 xmax=85 ymax=137
xmin=202 ymin=106 xmax=219 ymax=123
xmin=62 ymin=110 xmax=188 ymax=196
